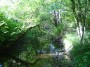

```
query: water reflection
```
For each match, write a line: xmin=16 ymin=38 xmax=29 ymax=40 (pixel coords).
xmin=49 ymin=43 xmax=55 ymax=53
xmin=0 ymin=64 xmax=2 ymax=67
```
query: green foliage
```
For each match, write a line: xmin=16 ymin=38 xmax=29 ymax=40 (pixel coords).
xmin=0 ymin=0 xmax=90 ymax=67
xmin=70 ymin=43 xmax=90 ymax=67
xmin=0 ymin=13 xmax=23 ymax=46
xmin=25 ymin=26 xmax=44 ymax=50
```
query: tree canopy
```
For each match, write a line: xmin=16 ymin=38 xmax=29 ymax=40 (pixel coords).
xmin=0 ymin=0 xmax=90 ymax=67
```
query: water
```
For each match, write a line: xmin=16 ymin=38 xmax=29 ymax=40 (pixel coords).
xmin=49 ymin=43 xmax=55 ymax=53
xmin=0 ymin=64 xmax=2 ymax=67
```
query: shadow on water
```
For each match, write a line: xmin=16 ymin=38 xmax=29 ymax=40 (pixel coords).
xmin=0 ymin=43 xmax=72 ymax=67
xmin=36 ymin=43 xmax=72 ymax=67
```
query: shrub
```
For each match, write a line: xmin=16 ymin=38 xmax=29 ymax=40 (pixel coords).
xmin=70 ymin=43 xmax=90 ymax=67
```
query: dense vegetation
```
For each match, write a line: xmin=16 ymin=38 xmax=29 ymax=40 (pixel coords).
xmin=0 ymin=0 xmax=90 ymax=67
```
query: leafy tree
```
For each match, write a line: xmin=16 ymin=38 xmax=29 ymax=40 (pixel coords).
xmin=0 ymin=0 xmax=90 ymax=67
